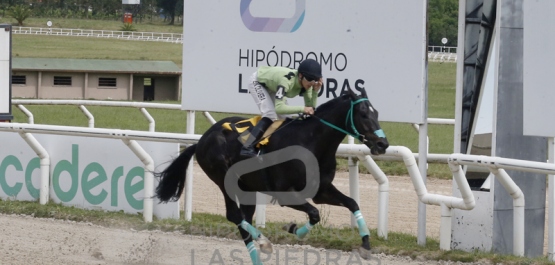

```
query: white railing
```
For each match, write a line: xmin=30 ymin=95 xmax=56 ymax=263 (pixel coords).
xmin=429 ymin=52 xmax=457 ymax=63
xmin=13 ymin=99 xmax=182 ymax=130
xmin=337 ymin=144 xmax=476 ymax=251
xmin=12 ymin=26 xmax=183 ymax=44
xmin=429 ymin=45 xmax=457 ymax=54
xmin=428 ymin=46 xmax=457 ymax=63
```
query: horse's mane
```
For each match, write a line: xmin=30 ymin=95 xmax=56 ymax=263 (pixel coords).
xmin=314 ymin=94 xmax=351 ymax=115
xmin=281 ymin=94 xmax=351 ymax=127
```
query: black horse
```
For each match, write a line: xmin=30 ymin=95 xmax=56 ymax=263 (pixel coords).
xmin=156 ymin=87 xmax=389 ymax=264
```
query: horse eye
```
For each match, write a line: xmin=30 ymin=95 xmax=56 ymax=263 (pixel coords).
xmin=368 ymin=106 xmax=374 ymax=113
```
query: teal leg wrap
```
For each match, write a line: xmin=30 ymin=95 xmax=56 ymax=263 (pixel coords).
xmin=240 ymin=220 xmax=261 ymax=239
xmin=295 ymin=222 xmax=313 ymax=239
xmin=354 ymin=210 xmax=370 ymax=237
xmin=246 ymin=242 xmax=263 ymax=265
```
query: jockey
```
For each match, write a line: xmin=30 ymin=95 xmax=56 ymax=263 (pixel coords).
xmin=240 ymin=58 xmax=323 ymax=159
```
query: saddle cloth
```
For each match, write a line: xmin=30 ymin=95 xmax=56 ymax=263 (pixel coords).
xmin=222 ymin=116 xmax=284 ymax=147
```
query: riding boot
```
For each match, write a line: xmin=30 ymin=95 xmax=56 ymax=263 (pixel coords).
xmin=240 ymin=117 xmax=273 ymax=159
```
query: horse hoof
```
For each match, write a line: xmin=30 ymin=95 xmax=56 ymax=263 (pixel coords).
xmin=257 ymin=235 xmax=273 ymax=254
xmin=358 ymin=246 xmax=372 ymax=260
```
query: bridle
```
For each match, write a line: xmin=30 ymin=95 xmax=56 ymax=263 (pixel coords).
xmin=313 ymin=98 xmax=386 ymax=143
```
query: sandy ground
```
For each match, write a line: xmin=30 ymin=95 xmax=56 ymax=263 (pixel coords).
xmin=0 ymin=162 xmax=480 ymax=265
xmin=0 ymin=214 xmax=484 ymax=265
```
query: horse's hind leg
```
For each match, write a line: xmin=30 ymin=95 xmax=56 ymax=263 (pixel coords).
xmin=221 ymin=195 xmax=272 ymax=265
xmin=312 ymin=184 xmax=372 ymax=259
xmin=282 ymin=202 xmax=320 ymax=240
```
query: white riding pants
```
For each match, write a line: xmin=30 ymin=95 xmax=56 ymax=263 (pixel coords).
xmin=248 ymin=72 xmax=291 ymax=121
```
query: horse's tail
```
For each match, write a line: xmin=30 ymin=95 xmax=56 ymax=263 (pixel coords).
xmin=155 ymin=144 xmax=197 ymax=202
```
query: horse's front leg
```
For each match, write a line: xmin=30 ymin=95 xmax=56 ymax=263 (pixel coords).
xmin=240 ymin=204 xmax=273 ymax=254
xmin=282 ymin=202 xmax=320 ymax=240
xmin=312 ymin=184 xmax=371 ymax=259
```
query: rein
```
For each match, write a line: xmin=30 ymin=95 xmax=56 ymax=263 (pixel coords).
xmin=255 ymin=115 xmax=305 ymax=143
xmin=255 ymin=97 xmax=386 ymax=145
xmin=312 ymin=98 xmax=386 ymax=143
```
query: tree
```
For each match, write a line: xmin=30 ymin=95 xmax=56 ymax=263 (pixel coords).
xmin=428 ymin=0 xmax=459 ymax=47
xmin=157 ymin=0 xmax=179 ymax=25
xmin=8 ymin=4 xmax=31 ymax=26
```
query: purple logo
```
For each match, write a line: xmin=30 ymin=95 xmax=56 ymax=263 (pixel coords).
xmin=240 ymin=0 xmax=306 ymax=33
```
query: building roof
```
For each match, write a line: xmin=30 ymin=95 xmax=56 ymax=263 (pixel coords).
xmin=12 ymin=58 xmax=181 ymax=75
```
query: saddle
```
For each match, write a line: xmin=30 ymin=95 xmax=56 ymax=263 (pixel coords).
xmin=222 ymin=116 xmax=284 ymax=147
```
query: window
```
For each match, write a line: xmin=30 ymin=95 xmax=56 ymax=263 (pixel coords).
xmin=54 ymin=76 xmax=72 ymax=86
xmin=98 ymin=77 xmax=117 ymax=87
xmin=12 ymin=75 xmax=26 ymax=85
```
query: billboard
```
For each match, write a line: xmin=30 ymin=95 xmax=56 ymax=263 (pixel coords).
xmin=0 ymin=24 xmax=11 ymax=121
xmin=181 ymin=0 xmax=428 ymax=124
xmin=0 ymin=132 xmax=180 ymax=219
xmin=523 ymin=0 xmax=555 ymax=137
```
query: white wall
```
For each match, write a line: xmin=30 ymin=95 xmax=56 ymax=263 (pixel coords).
xmin=0 ymin=132 xmax=180 ymax=219
xmin=0 ymin=25 xmax=11 ymax=115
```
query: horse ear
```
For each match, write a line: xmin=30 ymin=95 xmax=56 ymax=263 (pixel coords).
xmin=360 ymin=87 xmax=368 ymax=99
xmin=346 ymin=87 xmax=358 ymax=100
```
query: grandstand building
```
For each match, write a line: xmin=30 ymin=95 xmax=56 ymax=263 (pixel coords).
xmin=11 ymin=58 xmax=181 ymax=101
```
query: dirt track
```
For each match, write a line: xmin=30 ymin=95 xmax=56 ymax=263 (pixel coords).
xmin=0 ymin=214 xmax=482 ymax=265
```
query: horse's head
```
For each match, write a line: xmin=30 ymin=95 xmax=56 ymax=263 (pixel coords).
xmin=346 ymin=88 xmax=389 ymax=155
